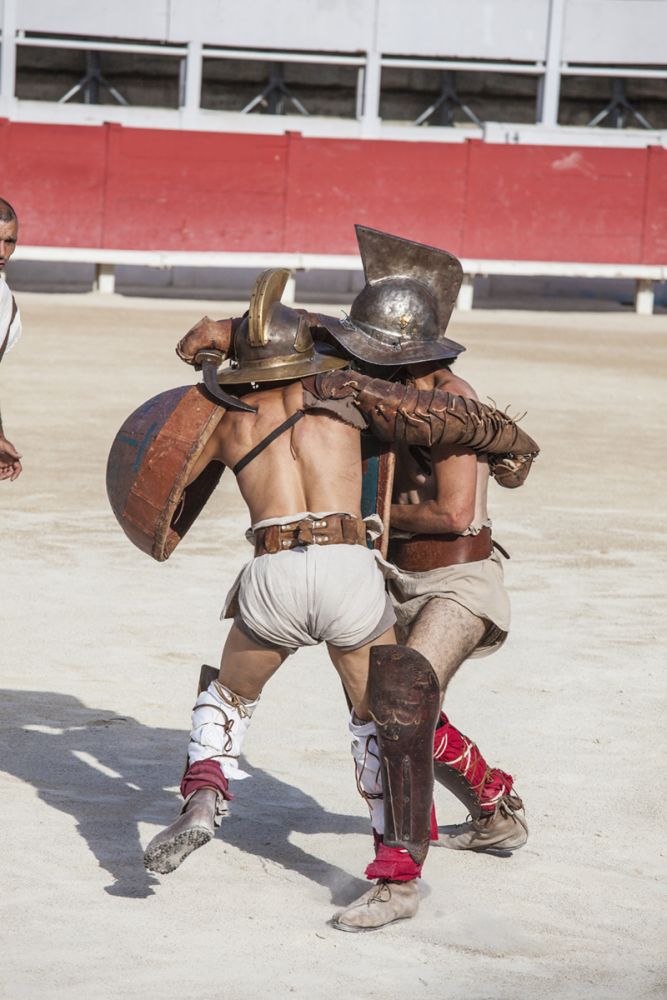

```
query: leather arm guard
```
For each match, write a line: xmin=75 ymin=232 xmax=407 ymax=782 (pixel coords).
xmin=369 ymin=645 xmax=441 ymax=865
xmin=302 ymin=370 xmax=539 ymax=488
xmin=175 ymin=316 xmax=239 ymax=368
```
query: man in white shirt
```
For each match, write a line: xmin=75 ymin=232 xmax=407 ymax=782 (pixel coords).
xmin=0 ymin=198 xmax=22 ymax=482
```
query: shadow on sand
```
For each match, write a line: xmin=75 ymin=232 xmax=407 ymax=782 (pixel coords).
xmin=0 ymin=689 xmax=369 ymax=904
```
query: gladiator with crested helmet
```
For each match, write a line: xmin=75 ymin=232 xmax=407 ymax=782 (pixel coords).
xmin=107 ymin=231 xmax=538 ymax=931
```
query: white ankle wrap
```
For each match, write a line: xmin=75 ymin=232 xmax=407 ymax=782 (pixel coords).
xmin=188 ymin=680 xmax=259 ymax=782
xmin=349 ymin=714 xmax=384 ymax=834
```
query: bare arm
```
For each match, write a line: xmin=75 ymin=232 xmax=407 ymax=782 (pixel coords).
xmin=390 ymin=445 xmax=477 ymax=534
xmin=0 ymin=406 xmax=23 ymax=481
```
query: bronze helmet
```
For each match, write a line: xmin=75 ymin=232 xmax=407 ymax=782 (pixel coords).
xmin=217 ymin=268 xmax=348 ymax=386
xmin=317 ymin=225 xmax=465 ymax=366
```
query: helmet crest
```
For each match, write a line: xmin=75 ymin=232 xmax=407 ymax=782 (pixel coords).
xmin=217 ymin=269 xmax=348 ymax=386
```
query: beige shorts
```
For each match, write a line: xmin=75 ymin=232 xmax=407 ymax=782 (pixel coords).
xmin=223 ymin=515 xmax=395 ymax=653
xmin=386 ymin=548 xmax=511 ymax=658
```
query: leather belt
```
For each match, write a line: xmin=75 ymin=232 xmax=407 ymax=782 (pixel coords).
xmin=254 ymin=514 xmax=367 ymax=557
xmin=387 ymin=526 xmax=493 ymax=572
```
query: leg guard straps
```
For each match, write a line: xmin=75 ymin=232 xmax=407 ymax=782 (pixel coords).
xmin=187 ymin=680 xmax=259 ymax=782
xmin=349 ymin=715 xmax=385 ymax=833
xmin=365 ymin=842 xmax=423 ymax=882
xmin=181 ymin=759 xmax=233 ymax=802
xmin=433 ymin=712 xmax=514 ymax=818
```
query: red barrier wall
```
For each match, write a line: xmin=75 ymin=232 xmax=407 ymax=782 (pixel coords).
xmin=462 ymin=141 xmax=649 ymax=263
xmin=1 ymin=120 xmax=107 ymax=246
xmin=643 ymin=146 xmax=667 ymax=263
xmin=283 ymin=134 xmax=469 ymax=254
xmin=2 ymin=120 xmax=665 ymax=264
xmin=102 ymin=125 xmax=290 ymax=251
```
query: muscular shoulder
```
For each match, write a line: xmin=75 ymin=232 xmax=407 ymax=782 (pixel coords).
xmin=432 ymin=368 xmax=479 ymax=402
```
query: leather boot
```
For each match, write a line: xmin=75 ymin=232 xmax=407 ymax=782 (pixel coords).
xmin=143 ymin=787 xmax=220 ymax=874
xmin=440 ymin=793 xmax=528 ymax=852
xmin=332 ymin=880 xmax=420 ymax=932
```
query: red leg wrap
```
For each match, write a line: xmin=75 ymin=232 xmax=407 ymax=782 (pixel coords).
xmin=480 ymin=768 xmax=514 ymax=811
xmin=365 ymin=839 xmax=422 ymax=882
xmin=433 ymin=713 xmax=513 ymax=814
xmin=181 ymin=760 xmax=233 ymax=801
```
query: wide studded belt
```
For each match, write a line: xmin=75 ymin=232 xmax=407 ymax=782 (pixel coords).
xmin=254 ymin=514 xmax=367 ymax=557
xmin=387 ymin=526 xmax=494 ymax=572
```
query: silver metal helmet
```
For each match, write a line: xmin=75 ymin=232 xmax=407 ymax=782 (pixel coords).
xmin=217 ymin=268 xmax=348 ymax=385
xmin=317 ymin=225 xmax=465 ymax=366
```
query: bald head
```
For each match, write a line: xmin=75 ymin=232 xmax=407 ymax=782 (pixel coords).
xmin=0 ymin=199 xmax=17 ymax=225
xmin=0 ymin=199 xmax=18 ymax=268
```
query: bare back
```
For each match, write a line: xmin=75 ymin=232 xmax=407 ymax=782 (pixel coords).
xmin=190 ymin=380 xmax=362 ymax=523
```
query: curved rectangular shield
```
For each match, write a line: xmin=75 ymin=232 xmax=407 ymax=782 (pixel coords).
xmin=106 ymin=384 xmax=225 ymax=561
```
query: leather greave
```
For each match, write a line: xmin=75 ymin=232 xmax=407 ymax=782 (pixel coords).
xmin=369 ymin=645 xmax=440 ymax=865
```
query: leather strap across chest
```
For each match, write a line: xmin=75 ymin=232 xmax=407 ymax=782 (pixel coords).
xmin=232 ymin=409 xmax=305 ymax=476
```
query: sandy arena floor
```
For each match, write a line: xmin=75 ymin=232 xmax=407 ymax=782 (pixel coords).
xmin=1 ymin=293 xmax=665 ymax=1000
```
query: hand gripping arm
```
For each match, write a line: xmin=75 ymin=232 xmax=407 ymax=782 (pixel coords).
xmin=302 ymin=369 xmax=540 ymax=488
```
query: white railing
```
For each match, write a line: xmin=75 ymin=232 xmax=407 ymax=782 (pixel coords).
xmin=14 ymin=245 xmax=665 ymax=315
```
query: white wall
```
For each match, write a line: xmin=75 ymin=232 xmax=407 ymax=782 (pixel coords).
xmin=563 ymin=0 xmax=667 ymax=64
xmin=16 ymin=0 xmax=171 ymax=40
xmin=11 ymin=0 xmax=667 ymax=65
xmin=378 ymin=0 xmax=550 ymax=60
xmin=167 ymin=0 xmax=376 ymax=51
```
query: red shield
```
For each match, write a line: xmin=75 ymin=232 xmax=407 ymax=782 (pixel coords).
xmin=106 ymin=384 xmax=225 ymax=561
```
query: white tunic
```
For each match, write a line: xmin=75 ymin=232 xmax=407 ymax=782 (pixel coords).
xmin=0 ymin=277 xmax=22 ymax=357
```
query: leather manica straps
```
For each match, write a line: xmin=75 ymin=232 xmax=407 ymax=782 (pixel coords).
xmin=302 ymin=370 xmax=539 ymax=489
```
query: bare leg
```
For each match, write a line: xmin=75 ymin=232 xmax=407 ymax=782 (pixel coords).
xmin=407 ymin=597 xmax=486 ymax=693
xmin=326 ymin=626 xmax=396 ymax=720
xmin=218 ymin=623 xmax=290 ymax=699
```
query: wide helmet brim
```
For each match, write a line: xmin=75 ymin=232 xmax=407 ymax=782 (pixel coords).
xmin=315 ymin=314 xmax=466 ymax=367
xmin=216 ymin=346 xmax=348 ymax=385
